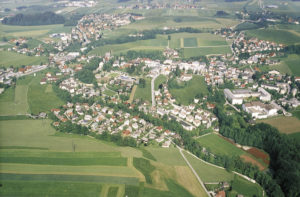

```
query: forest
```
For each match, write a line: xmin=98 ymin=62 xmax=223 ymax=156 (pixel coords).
xmin=2 ymin=12 xmax=65 ymax=26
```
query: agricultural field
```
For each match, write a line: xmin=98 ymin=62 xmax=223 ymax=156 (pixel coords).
xmin=134 ymin=77 xmax=152 ymax=103
xmin=197 ymin=133 xmax=268 ymax=170
xmin=258 ymin=116 xmax=300 ymax=134
xmin=89 ymin=36 xmax=168 ymax=56
xmin=228 ymin=175 xmax=263 ymax=197
xmin=245 ymin=29 xmax=300 ymax=45
xmin=154 ymin=74 xmax=168 ymax=90
xmin=281 ymin=54 xmax=300 ymax=77
xmin=0 ymin=71 xmax=64 ymax=115
xmin=0 ymin=51 xmax=48 ymax=68
xmin=0 ymin=24 xmax=72 ymax=39
xmin=169 ymin=75 xmax=208 ymax=105
xmin=183 ymin=46 xmax=231 ymax=58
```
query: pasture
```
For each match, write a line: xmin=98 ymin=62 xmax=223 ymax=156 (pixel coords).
xmin=0 ymin=51 xmax=48 ymax=68
xmin=246 ymin=29 xmax=300 ymax=45
xmin=183 ymin=46 xmax=231 ymax=58
xmin=228 ymin=175 xmax=263 ymax=197
xmin=169 ymin=75 xmax=208 ymax=105
xmin=257 ymin=116 xmax=300 ymax=134
xmin=134 ymin=77 xmax=152 ymax=102
xmin=146 ymin=147 xmax=186 ymax=166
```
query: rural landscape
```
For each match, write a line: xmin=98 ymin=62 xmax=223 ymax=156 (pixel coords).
xmin=0 ymin=0 xmax=300 ymax=196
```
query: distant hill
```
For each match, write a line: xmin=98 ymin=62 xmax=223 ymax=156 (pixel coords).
xmin=2 ymin=12 xmax=65 ymax=26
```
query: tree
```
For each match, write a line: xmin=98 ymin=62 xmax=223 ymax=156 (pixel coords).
xmin=139 ymin=78 xmax=146 ymax=88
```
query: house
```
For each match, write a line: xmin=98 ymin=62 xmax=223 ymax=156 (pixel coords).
xmin=258 ymin=87 xmax=271 ymax=102
xmin=216 ymin=190 xmax=226 ymax=197
xmin=162 ymin=140 xmax=171 ymax=148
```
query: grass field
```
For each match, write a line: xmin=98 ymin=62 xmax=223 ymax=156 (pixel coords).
xmin=154 ymin=75 xmax=168 ymax=90
xmin=0 ymin=71 xmax=64 ymax=115
xmin=197 ymin=133 xmax=245 ymax=157
xmin=183 ymin=46 xmax=231 ymax=57
xmin=228 ymin=175 xmax=263 ymax=197
xmin=169 ymin=76 xmax=208 ymax=105
xmin=0 ymin=24 xmax=72 ymax=39
xmin=281 ymin=54 xmax=300 ymax=76
xmin=104 ymin=89 xmax=117 ymax=97
xmin=183 ymin=151 xmax=234 ymax=182
xmin=184 ymin=37 xmax=198 ymax=47
xmin=0 ymin=51 xmax=48 ymax=68
xmin=146 ymin=147 xmax=186 ymax=166
xmin=197 ymin=133 xmax=267 ymax=170
xmin=134 ymin=77 xmax=152 ymax=102
xmin=258 ymin=116 xmax=300 ymax=134
xmin=246 ymin=29 xmax=300 ymax=45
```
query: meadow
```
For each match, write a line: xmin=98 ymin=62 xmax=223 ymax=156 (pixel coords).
xmin=0 ymin=71 xmax=64 ymax=115
xmin=169 ymin=76 xmax=208 ymax=105
xmin=258 ymin=116 xmax=300 ymax=134
xmin=0 ymin=51 xmax=48 ymax=68
xmin=197 ymin=133 xmax=267 ymax=170
xmin=246 ymin=29 xmax=300 ymax=45
xmin=134 ymin=77 xmax=152 ymax=102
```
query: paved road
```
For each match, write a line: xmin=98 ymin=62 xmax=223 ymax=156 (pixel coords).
xmin=151 ymin=75 xmax=158 ymax=107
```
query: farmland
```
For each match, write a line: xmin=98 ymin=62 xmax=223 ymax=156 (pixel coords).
xmin=246 ymin=29 xmax=300 ymax=45
xmin=0 ymin=51 xmax=48 ymax=68
xmin=169 ymin=75 xmax=208 ymax=105
xmin=0 ymin=71 xmax=63 ymax=115
xmin=258 ymin=116 xmax=300 ymax=134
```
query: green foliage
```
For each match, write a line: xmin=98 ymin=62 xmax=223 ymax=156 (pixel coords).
xmin=2 ymin=12 xmax=65 ymax=26
xmin=134 ymin=78 xmax=151 ymax=102
xmin=75 ymin=69 xmax=95 ymax=84
xmin=139 ymin=78 xmax=146 ymax=88
xmin=133 ymin=158 xmax=155 ymax=184
xmin=154 ymin=75 xmax=167 ymax=90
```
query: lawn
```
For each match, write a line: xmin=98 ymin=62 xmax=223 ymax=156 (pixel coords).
xmin=183 ymin=151 xmax=234 ymax=182
xmin=104 ymin=89 xmax=117 ymax=97
xmin=169 ymin=76 xmax=208 ymax=105
xmin=134 ymin=77 xmax=152 ymax=102
xmin=246 ymin=29 xmax=300 ymax=45
xmin=197 ymin=133 xmax=245 ymax=157
xmin=282 ymin=54 xmax=300 ymax=76
xmin=0 ymin=51 xmax=48 ymax=68
xmin=288 ymin=132 xmax=300 ymax=142
xmin=257 ymin=116 xmax=300 ymax=134
xmin=154 ymin=74 xmax=168 ymax=90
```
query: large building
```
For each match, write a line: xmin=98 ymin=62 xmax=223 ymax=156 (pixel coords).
xmin=242 ymin=101 xmax=278 ymax=119
xmin=258 ymin=87 xmax=272 ymax=102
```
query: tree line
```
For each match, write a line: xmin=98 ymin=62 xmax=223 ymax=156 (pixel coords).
xmin=2 ymin=12 xmax=65 ymax=26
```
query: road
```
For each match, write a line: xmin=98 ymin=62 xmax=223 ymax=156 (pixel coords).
xmin=151 ymin=75 xmax=158 ymax=107
xmin=16 ymin=65 xmax=48 ymax=78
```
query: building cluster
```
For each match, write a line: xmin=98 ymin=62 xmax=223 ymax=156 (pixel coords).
xmin=72 ymin=13 xmax=136 ymax=44
xmin=7 ymin=38 xmax=46 ymax=57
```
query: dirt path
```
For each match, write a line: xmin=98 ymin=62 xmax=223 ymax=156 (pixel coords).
xmin=128 ymin=85 xmax=137 ymax=104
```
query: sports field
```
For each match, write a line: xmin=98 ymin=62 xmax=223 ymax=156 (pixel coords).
xmin=0 ymin=51 xmax=48 ymax=68
xmin=258 ymin=116 xmax=300 ymax=134
xmin=169 ymin=75 xmax=208 ymax=105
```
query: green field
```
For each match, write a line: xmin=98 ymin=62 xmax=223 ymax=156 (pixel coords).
xmin=89 ymin=36 xmax=167 ymax=56
xmin=258 ymin=116 xmax=300 ymax=134
xmin=134 ymin=77 xmax=152 ymax=102
xmin=184 ymin=37 xmax=198 ymax=47
xmin=183 ymin=46 xmax=231 ymax=57
xmin=154 ymin=75 xmax=168 ymax=90
xmin=0 ymin=71 xmax=64 ymax=115
xmin=282 ymin=54 xmax=300 ymax=76
xmin=183 ymin=151 xmax=234 ymax=182
xmin=0 ymin=51 xmax=48 ymax=68
xmin=228 ymin=175 xmax=263 ymax=197
xmin=146 ymin=147 xmax=186 ymax=166
xmin=104 ymin=89 xmax=117 ymax=97
xmin=197 ymin=133 xmax=245 ymax=157
xmin=169 ymin=76 xmax=208 ymax=105
xmin=246 ymin=29 xmax=300 ymax=45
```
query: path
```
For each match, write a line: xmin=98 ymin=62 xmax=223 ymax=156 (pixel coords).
xmin=224 ymin=100 xmax=241 ymax=112
xmin=151 ymin=75 xmax=158 ymax=107
xmin=177 ymin=146 xmax=210 ymax=197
